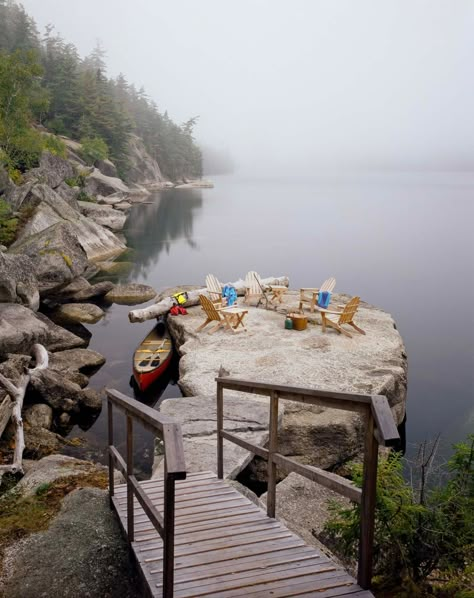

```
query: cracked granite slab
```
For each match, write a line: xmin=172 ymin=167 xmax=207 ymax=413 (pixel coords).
xmin=153 ymin=395 xmax=284 ymax=479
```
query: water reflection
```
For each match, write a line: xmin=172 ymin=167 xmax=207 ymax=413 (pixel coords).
xmin=124 ymin=189 xmax=203 ymax=279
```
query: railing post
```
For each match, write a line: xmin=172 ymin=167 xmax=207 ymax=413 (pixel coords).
xmin=267 ymin=391 xmax=279 ymax=518
xmin=107 ymin=399 xmax=114 ymax=500
xmin=126 ymin=414 xmax=134 ymax=542
xmin=163 ymin=461 xmax=176 ymax=598
xmin=358 ymin=407 xmax=379 ymax=589
xmin=217 ymin=381 xmax=224 ymax=479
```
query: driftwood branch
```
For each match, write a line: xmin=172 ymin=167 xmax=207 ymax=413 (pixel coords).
xmin=0 ymin=343 xmax=49 ymax=475
xmin=129 ymin=276 xmax=290 ymax=323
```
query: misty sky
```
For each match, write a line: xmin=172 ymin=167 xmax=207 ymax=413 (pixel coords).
xmin=21 ymin=0 xmax=474 ymax=174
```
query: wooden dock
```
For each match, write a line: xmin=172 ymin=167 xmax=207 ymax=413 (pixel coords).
xmin=113 ymin=471 xmax=372 ymax=597
xmin=106 ymin=377 xmax=399 ymax=597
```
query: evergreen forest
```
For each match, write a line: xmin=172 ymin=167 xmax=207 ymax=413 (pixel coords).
xmin=0 ymin=0 xmax=202 ymax=181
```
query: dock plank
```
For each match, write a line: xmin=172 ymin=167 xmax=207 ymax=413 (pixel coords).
xmin=112 ymin=471 xmax=373 ymax=597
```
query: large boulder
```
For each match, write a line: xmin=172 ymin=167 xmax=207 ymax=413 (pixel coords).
xmin=9 ymin=222 xmax=88 ymax=293
xmin=0 ymin=304 xmax=86 ymax=358
xmin=153 ymin=394 xmax=283 ymax=480
xmin=54 ymin=182 xmax=80 ymax=210
xmin=9 ymin=184 xmax=126 ymax=262
xmin=165 ymin=291 xmax=407 ymax=471
xmin=23 ymin=403 xmax=54 ymax=430
xmin=260 ymin=473 xmax=350 ymax=554
xmin=48 ymin=348 xmax=106 ymax=376
xmin=77 ymin=201 xmax=127 ymax=231
xmin=23 ymin=426 xmax=65 ymax=459
xmin=84 ymin=168 xmax=129 ymax=197
xmin=0 ymin=252 xmax=40 ymax=310
xmin=52 ymin=303 xmax=105 ymax=325
xmin=57 ymin=279 xmax=114 ymax=302
xmin=1 ymin=487 xmax=141 ymax=598
xmin=105 ymin=283 xmax=156 ymax=305
xmin=95 ymin=158 xmax=118 ymax=178
xmin=29 ymin=368 xmax=102 ymax=413
xmin=126 ymin=134 xmax=164 ymax=185
xmin=23 ymin=151 xmax=75 ymax=189
xmin=8 ymin=454 xmax=108 ymax=497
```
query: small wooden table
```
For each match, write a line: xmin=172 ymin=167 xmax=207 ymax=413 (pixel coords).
xmin=221 ymin=307 xmax=248 ymax=333
xmin=268 ymin=285 xmax=287 ymax=304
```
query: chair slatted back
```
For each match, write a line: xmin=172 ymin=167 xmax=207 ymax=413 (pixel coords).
xmin=338 ymin=296 xmax=360 ymax=325
xmin=206 ymin=274 xmax=222 ymax=300
xmin=199 ymin=294 xmax=221 ymax=322
xmin=320 ymin=277 xmax=336 ymax=293
xmin=245 ymin=271 xmax=262 ymax=295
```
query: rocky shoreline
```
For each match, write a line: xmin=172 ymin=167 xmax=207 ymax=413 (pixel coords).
xmin=0 ymin=136 xmax=211 ymax=474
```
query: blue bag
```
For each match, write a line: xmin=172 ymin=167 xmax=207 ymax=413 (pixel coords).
xmin=317 ymin=290 xmax=331 ymax=309
xmin=222 ymin=285 xmax=237 ymax=306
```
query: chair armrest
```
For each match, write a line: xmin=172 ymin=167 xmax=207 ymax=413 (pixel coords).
xmin=300 ymin=288 xmax=320 ymax=293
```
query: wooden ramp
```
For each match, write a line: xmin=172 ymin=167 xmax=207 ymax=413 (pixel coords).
xmin=113 ymin=471 xmax=373 ymax=598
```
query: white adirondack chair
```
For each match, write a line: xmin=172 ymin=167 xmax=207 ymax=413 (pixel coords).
xmin=299 ymin=277 xmax=336 ymax=312
xmin=244 ymin=271 xmax=264 ymax=305
xmin=206 ymin=274 xmax=224 ymax=306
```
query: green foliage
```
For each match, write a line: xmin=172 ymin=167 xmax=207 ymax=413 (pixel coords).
xmin=77 ymin=190 xmax=96 ymax=203
xmin=0 ymin=1 xmax=202 ymax=183
xmin=34 ymin=482 xmax=52 ymax=496
xmin=0 ymin=197 xmax=19 ymax=245
xmin=323 ymin=436 xmax=474 ymax=593
xmin=79 ymin=136 xmax=109 ymax=165
xmin=0 ymin=49 xmax=47 ymax=172
xmin=42 ymin=134 xmax=66 ymax=158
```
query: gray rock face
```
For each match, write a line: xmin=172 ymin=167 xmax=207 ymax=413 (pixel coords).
xmin=23 ymin=151 xmax=75 ymax=189
xmin=10 ymin=184 xmax=126 ymax=262
xmin=84 ymin=168 xmax=129 ymax=196
xmin=9 ymin=222 xmax=88 ymax=293
xmin=23 ymin=403 xmax=53 ymax=430
xmin=8 ymin=454 xmax=106 ymax=497
xmin=23 ymin=426 xmax=65 ymax=459
xmin=0 ymin=304 xmax=86 ymax=358
xmin=153 ymin=395 xmax=283 ymax=480
xmin=0 ymin=252 xmax=40 ymax=310
xmin=105 ymin=283 xmax=156 ymax=305
xmin=66 ymin=281 xmax=115 ymax=302
xmin=95 ymin=158 xmax=118 ymax=178
xmin=48 ymin=348 xmax=106 ymax=375
xmin=113 ymin=201 xmax=132 ymax=211
xmin=29 ymin=368 xmax=102 ymax=413
xmin=54 ymin=181 xmax=80 ymax=210
xmin=166 ymin=291 xmax=407 ymax=471
xmin=2 ymin=487 xmax=141 ymax=598
xmin=53 ymin=302 xmax=105 ymax=324
xmin=126 ymin=134 xmax=164 ymax=184
xmin=77 ymin=200 xmax=127 ymax=231
xmin=260 ymin=472 xmax=350 ymax=558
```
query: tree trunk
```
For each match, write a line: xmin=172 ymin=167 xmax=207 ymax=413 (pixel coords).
xmin=128 ymin=276 xmax=289 ymax=323
xmin=0 ymin=344 xmax=49 ymax=475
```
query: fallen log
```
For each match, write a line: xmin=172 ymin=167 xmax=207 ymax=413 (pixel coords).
xmin=128 ymin=276 xmax=289 ymax=323
xmin=0 ymin=344 xmax=49 ymax=475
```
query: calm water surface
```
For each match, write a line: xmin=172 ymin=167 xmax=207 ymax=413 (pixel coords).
xmin=66 ymin=174 xmax=474 ymax=470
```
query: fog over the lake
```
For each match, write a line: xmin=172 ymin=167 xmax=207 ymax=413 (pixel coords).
xmin=21 ymin=0 xmax=474 ymax=175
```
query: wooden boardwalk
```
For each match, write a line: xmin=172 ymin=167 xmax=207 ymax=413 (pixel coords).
xmin=113 ymin=471 xmax=373 ymax=597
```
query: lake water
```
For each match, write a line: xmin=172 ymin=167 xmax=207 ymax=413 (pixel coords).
xmin=65 ymin=173 xmax=474 ymax=472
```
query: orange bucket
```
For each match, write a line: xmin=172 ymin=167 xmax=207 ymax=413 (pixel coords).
xmin=289 ymin=312 xmax=307 ymax=331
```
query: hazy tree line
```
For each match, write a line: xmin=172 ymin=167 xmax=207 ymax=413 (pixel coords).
xmin=0 ymin=0 xmax=202 ymax=180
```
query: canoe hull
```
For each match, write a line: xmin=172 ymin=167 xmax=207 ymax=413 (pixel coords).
xmin=133 ymin=322 xmax=173 ymax=392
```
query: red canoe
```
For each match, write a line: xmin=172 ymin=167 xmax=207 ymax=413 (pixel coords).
xmin=133 ymin=323 xmax=173 ymax=392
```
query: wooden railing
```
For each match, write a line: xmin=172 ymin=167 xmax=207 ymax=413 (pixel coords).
xmin=216 ymin=377 xmax=400 ymax=590
xmin=106 ymin=389 xmax=186 ymax=598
